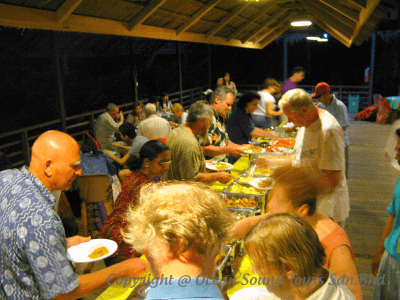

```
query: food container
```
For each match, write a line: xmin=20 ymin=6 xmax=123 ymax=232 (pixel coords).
xmin=222 ymin=182 xmax=267 ymax=197
xmin=227 ymin=206 xmax=257 ymax=218
xmin=214 ymin=244 xmax=234 ymax=283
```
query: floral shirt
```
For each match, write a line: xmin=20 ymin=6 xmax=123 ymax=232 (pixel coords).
xmin=0 ymin=167 xmax=79 ymax=299
xmin=99 ymin=170 xmax=151 ymax=262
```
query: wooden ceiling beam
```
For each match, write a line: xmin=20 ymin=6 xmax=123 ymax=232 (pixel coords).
xmin=255 ymin=13 xmax=293 ymax=44
xmin=205 ymin=2 xmax=251 ymax=39
xmin=128 ymin=0 xmax=167 ymax=31
xmin=348 ymin=0 xmax=367 ymax=8
xmin=308 ymin=15 xmax=351 ymax=47
xmin=56 ymin=0 xmax=84 ymax=23
xmin=0 ymin=3 xmax=262 ymax=49
xmin=176 ymin=0 xmax=223 ymax=36
xmin=226 ymin=2 xmax=274 ymax=42
xmin=351 ymin=0 xmax=381 ymax=44
xmin=259 ymin=23 xmax=291 ymax=48
xmin=243 ymin=8 xmax=289 ymax=44
xmin=307 ymin=0 xmax=357 ymax=30
xmin=303 ymin=0 xmax=354 ymax=40
xmin=319 ymin=0 xmax=360 ymax=22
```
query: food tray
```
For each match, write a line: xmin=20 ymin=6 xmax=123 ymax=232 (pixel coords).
xmin=222 ymin=182 xmax=267 ymax=197
xmin=227 ymin=206 xmax=257 ymax=218
xmin=215 ymin=244 xmax=233 ymax=271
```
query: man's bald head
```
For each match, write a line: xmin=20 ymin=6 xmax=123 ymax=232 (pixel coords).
xmin=29 ymin=131 xmax=81 ymax=192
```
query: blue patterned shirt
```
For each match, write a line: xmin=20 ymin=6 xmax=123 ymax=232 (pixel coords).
xmin=0 ymin=167 xmax=80 ymax=299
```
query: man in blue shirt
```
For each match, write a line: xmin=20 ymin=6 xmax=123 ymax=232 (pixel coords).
xmin=312 ymin=82 xmax=350 ymax=178
xmin=123 ymin=182 xmax=236 ymax=300
xmin=372 ymin=128 xmax=400 ymax=299
xmin=0 ymin=130 xmax=147 ymax=299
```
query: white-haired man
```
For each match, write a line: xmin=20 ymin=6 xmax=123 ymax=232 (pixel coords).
xmin=124 ymin=181 xmax=235 ymax=300
xmin=279 ymin=88 xmax=349 ymax=227
xmin=95 ymin=103 xmax=124 ymax=150
xmin=137 ymin=103 xmax=171 ymax=140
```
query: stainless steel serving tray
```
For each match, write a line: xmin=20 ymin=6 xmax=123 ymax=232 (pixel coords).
xmin=215 ymin=244 xmax=233 ymax=271
xmin=222 ymin=182 xmax=267 ymax=198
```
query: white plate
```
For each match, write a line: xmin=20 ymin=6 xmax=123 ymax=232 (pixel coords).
xmin=249 ymin=178 xmax=275 ymax=190
xmin=243 ymin=148 xmax=265 ymax=154
xmin=206 ymin=162 xmax=233 ymax=171
xmin=67 ymin=239 xmax=118 ymax=263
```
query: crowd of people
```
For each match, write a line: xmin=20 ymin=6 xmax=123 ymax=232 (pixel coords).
xmin=1 ymin=67 xmax=397 ymax=300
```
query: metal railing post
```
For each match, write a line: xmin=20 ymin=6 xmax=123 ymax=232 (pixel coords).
xmin=21 ymin=130 xmax=30 ymax=166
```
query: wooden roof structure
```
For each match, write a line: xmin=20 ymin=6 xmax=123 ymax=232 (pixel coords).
xmin=0 ymin=0 xmax=398 ymax=49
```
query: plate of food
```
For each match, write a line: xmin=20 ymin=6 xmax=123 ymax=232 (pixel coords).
xmin=67 ymin=239 xmax=118 ymax=263
xmin=206 ymin=162 xmax=233 ymax=171
xmin=241 ymin=145 xmax=265 ymax=154
xmin=249 ymin=177 xmax=275 ymax=190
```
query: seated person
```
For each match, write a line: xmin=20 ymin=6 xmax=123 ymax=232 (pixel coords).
xmin=99 ymin=140 xmax=170 ymax=266
xmin=243 ymin=213 xmax=355 ymax=299
xmin=137 ymin=103 xmax=171 ymax=140
xmin=168 ymin=103 xmax=188 ymax=127
xmin=160 ymin=92 xmax=172 ymax=116
xmin=126 ymin=101 xmax=146 ymax=127
xmin=94 ymin=103 xmax=124 ymax=150
xmin=123 ymin=181 xmax=235 ymax=299
xmin=103 ymin=122 xmax=149 ymax=170
xmin=231 ymin=165 xmax=362 ymax=300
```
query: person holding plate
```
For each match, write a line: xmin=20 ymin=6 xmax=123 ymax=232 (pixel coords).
xmin=0 ymin=131 xmax=148 ymax=299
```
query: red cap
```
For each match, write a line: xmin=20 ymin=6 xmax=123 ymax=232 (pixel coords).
xmin=311 ymin=82 xmax=330 ymax=98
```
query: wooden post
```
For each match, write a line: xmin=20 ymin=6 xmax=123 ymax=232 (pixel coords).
xmin=21 ymin=130 xmax=30 ymax=166
xmin=283 ymin=35 xmax=288 ymax=80
xmin=129 ymin=39 xmax=139 ymax=102
xmin=208 ymin=44 xmax=212 ymax=88
xmin=369 ymin=33 xmax=376 ymax=106
xmin=177 ymin=42 xmax=183 ymax=105
xmin=53 ymin=32 xmax=67 ymax=133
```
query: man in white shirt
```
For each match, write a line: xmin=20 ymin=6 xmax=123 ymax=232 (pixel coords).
xmin=94 ymin=103 xmax=124 ymax=150
xmin=137 ymin=103 xmax=171 ymax=140
xmin=279 ymin=88 xmax=350 ymax=226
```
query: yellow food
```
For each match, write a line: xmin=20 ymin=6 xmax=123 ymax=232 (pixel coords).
xmin=255 ymin=167 xmax=272 ymax=175
xmin=227 ymin=185 xmax=263 ymax=195
xmin=88 ymin=246 xmax=109 ymax=259
xmin=237 ymin=177 xmax=250 ymax=183
xmin=252 ymin=146 xmax=262 ymax=153
xmin=223 ymin=197 xmax=258 ymax=207
xmin=215 ymin=163 xmax=230 ymax=170
xmin=257 ymin=179 xmax=274 ymax=188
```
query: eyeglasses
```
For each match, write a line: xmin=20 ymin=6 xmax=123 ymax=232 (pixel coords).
xmin=159 ymin=160 xmax=172 ymax=167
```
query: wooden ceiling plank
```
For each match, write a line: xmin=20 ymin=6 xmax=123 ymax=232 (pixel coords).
xmin=308 ymin=15 xmax=351 ymax=47
xmin=56 ymin=0 xmax=84 ymax=23
xmin=176 ymin=0 xmax=223 ymax=36
xmin=260 ymin=23 xmax=291 ymax=48
xmin=319 ymin=0 xmax=360 ymax=22
xmin=226 ymin=2 xmax=273 ymax=42
xmin=254 ymin=12 xmax=292 ymax=44
xmin=205 ymin=2 xmax=251 ymax=39
xmin=351 ymin=0 xmax=381 ymax=44
xmin=0 ymin=4 xmax=262 ymax=49
xmin=307 ymin=0 xmax=357 ymax=29
xmin=128 ymin=0 xmax=167 ymax=31
xmin=242 ymin=7 xmax=289 ymax=44
xmin=348 ymin=0 xmax=367 ymax=8
xmin=303 ymin=0 xmax=354 ymax=40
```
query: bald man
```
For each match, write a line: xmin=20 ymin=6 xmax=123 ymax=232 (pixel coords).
xmin=0 ymin=131 xmax=147 ymax=299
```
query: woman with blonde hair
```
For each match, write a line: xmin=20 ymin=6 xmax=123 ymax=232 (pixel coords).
xmin=244 ymin=213 xmax=355 ymax=299
xmin=232 ymin=165 xmax=362 ymax=300
xmin=252 ymin=78 xmax=283 ymax=129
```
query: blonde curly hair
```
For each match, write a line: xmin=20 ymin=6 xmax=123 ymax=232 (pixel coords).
xmin=123 ymin=181 xmax=235 ymax=257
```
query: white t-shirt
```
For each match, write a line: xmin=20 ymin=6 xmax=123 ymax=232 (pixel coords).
xmin=253 ymin=91 xmax=276 ymax=117
xmin=292 ymin=111 xmax=350 ymax=222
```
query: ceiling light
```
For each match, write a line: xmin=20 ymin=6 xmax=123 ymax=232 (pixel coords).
xmin=317 ymin=37 xmax=328 ymax=42
xmin=306 ymin=36 xmax=320 ymax=40
xmin=291 ymin=21 xmax=312 ymax=27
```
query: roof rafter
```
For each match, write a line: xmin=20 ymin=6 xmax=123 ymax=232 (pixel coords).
xmin=319 ymin=0 xmax=360 ymax=22
xmin=226 ymin=2 xmax=273 ymax=42
xmin=176 ymin=0 xmax=223 ymax=36
xmin=128 ymin=0 xmax=167 ymax=31
xmin=308 ymin=15 xmax=351 ymax=47
xmin=307 ymin=0 xmax=357 ymax=30
xmin=254 ymin=12 xmax=293 ymax=44
xmin=348 ymin=0 xmax=367 ymax=8
xmin=351 ymin=0 xmax=381 ymax=44
xmin=242 ymin=8 xmax=289 ymax=44
xmin=303 ymin=0 xmax=354 ymax=40
xmin=56 ymin=0 xmax=84 ymax=23
xmin=205 ymin=2 xmax=251 ymax=39
xmin=260 ymin=23 xmax=291 ymax=48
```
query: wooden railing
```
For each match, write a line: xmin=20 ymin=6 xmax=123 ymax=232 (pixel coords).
xmin=1 ymin=86 xmax=208 ymax=168
xmin=1 ymin=84 xmax=371 ymax=168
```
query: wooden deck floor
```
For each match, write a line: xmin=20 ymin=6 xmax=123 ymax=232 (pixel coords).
xmin=83 ymin=117 xmax=398 ymax=300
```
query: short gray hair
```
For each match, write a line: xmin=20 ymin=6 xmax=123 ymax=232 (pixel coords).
xmin=186 ymin=102 xmax=213 ymax=125
xmin=210 ymin=86 xmax=234 ymax=105
xmin=278 ymin=88 xmax=314 ymax=112
xmin=107 ymin=103 xmax=118 ymax=112
xmin=144 ymin=103 xmax=157 ymax=115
